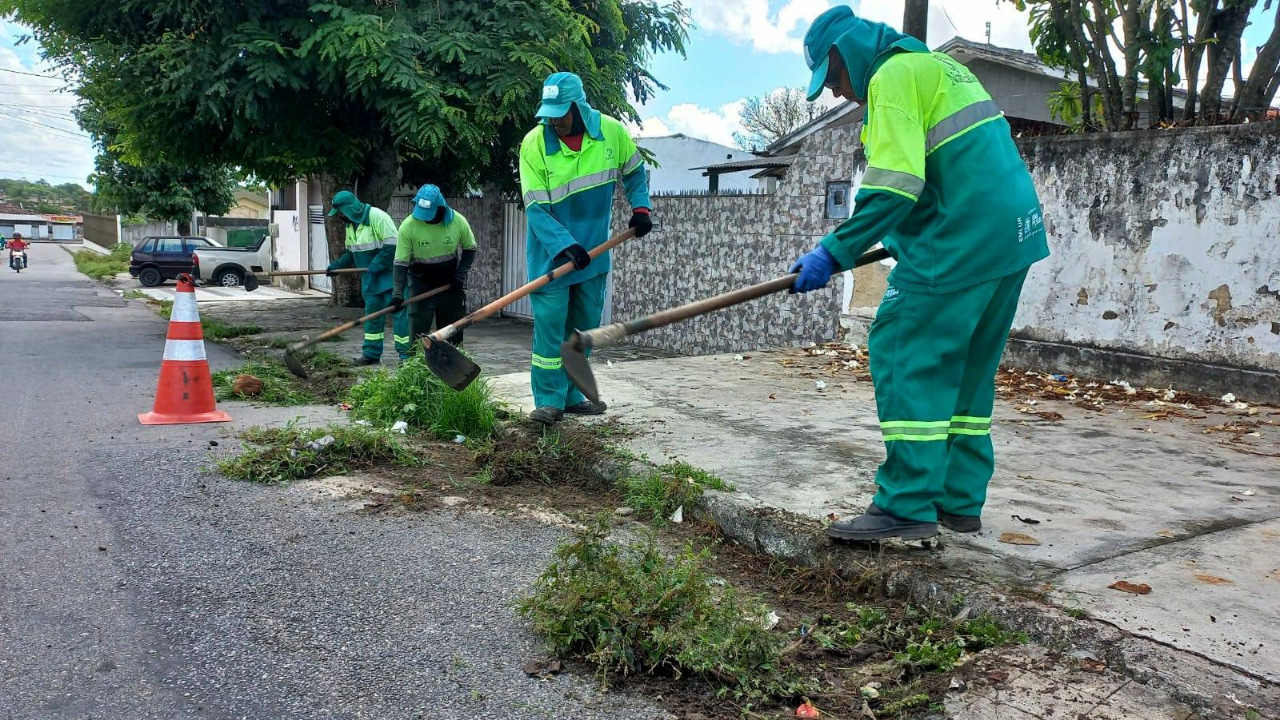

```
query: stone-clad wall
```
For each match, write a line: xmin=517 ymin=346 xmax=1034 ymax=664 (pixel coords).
xmin=609 ymin=124 xmax=866 ymax=355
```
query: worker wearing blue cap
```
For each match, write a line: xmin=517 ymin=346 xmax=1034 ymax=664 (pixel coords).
xmin=518 ymin=71 xmax=653 ymax=425
xmin=789 ymin=6 xmax=1049 ymax=541
xmin=391 ymin=184 xmax=477 ymax=347
xmin=327 ymin=190 xmax=407 ymax=364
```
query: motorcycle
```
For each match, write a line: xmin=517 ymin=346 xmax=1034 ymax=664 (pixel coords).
xmin=9 ymin=248 xmax=25 ymax=273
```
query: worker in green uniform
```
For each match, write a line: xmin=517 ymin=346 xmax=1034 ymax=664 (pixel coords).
xmin=326 ymin=190 xmax=409 ymax=364
xmin=391 ymin=184 xmax=477 ymax=347
xmin=518 ymin=71 xmax=652 ymax=425
xmin=789 ymin=6 xmax=1049 ymax=541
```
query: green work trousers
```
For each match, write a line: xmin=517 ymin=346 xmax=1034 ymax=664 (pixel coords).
xmin=529 ymin=273 xmax=608 ymax=410
xmin=407 ymin=278 xmax=466 ymax=349
xmin=867 ymin=269 xmax=1029 ymax=523
xmin=362 ymin=289 xmax=411 ymax=360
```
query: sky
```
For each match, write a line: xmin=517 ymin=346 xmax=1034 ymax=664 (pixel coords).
xmin=0 ymin=2 xmax=1275 ymax=188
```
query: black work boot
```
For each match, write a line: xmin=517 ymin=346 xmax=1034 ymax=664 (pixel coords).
xmin=936 ymin=508 xmax=982 ymax=533
xmin=827 ymin=503 xmax=938 ymax=542
xmin=564 ymin=399 xmax=607 ymax=415
xmin=529 ymin=406 xmax=564 ymax=425
xmin=352 ymin=355 xmax=379 ymax=366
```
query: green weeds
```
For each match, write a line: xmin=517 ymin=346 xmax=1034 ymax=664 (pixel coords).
xmin=519 ymin=520 xmax=801 ymax=701
xmin=212 ymin=360 xmax=317 ymax=405
xmin=201 ymin=318 xmax=262 ymax=340
xmin=218 ymin=424 xmax=422 ymax=484
xmin=618 ymin=460 xmax=732 ymax=522
xmin=347 ymin=354 xmax=496 ymax=441
xmin=71 ymin=243 xmax=131 ymax=280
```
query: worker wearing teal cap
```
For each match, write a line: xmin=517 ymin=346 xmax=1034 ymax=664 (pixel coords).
xmin=518 ymin=71 xmax=652 ymax=425
xmin=391 ymin=184 xmax=477 ymax=347
xmin=789 ymin=6 xmax=1049 ymax=541
xmin=327 ymin=190 xmax=409 ymax=363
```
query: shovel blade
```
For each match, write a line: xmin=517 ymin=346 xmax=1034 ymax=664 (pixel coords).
xmin=283 ymin=348 xmax=309 ymax=379
xmin=561 ymin=333 xmax=599 ymax=404
xmin=243 ymin=273 xmax=260 ymax=292
xmin=424 ymin=339 xmax=480 ymax=391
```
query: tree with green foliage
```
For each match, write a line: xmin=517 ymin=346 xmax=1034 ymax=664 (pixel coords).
xmin=7 ymin=0 xmax=687 ymax=301
xmin=1006 ymin=0 xmax=1280 ymax=130
xmin=8 ymin=0 xmax=688 ymax=201
xmin=0 ymin=177 xmax=91 ymax=214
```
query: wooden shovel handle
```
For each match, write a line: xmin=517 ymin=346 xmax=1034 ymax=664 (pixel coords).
xmin=426 ymin=228 xmax=637 ymax=345
xmin=267 ymin=268 xmax=365 ymax=278
xmin=291 ymin=284 xmax=449 ymax=350
xmin=582 ymin=247 xmax=892 ymax=350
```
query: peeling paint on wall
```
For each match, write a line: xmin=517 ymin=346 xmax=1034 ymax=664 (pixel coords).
xmin=1016 ymin=123 xmax=1280 ymax=373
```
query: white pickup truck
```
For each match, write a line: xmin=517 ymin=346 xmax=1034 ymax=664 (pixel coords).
xmin=191 ymin=234 xmax=274 ymax=288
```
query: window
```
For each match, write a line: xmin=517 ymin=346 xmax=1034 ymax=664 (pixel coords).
xmin=826 ymin=181 xmax=852 ymax=220
xmin=184 ymin=238 xmax=212 ymax=252
xmin=156 ymin=237 xmax=184 ymax=253
xmin=139 ymin=239 xmax=155 ymax=252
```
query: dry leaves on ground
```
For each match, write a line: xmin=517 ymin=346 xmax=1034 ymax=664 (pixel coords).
xmin=999 ymin=532 xmax=1041 ymax=546
xmin=1108 ymin=580 xmax=1152 ymax=595
xmin=1193 ymin=573 xmax=1233 ymax=586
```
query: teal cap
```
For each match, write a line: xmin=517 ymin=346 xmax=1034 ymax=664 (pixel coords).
xmin=536 ymin=72 xmax=586 ymax=119
xmin=329 ymin=190 xmax=370 ymax=225
xmin=410 ymin=184 xmax=454 ymax=224
xmin=803 ymin=6 xmax=858 ymax=101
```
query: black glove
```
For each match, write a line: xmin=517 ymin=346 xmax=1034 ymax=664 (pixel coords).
xmin=628 ymin=210 xmax=653 ymax=237
xmin=451 ymin=273 xmax=467 ymax=291
xmin=556 ymin=244 xmax=591 ymax=271
xmin=387 ymin=296 xmax=404 ymax=311
xmin=324 ymin=268 xmax=336 ymax=278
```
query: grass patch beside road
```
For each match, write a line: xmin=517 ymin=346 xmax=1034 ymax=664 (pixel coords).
xmin=212 ymin=351 xmax=353 ymax=405
xmin=218 ymin=424 xmax=423 ymax=483
xmin=71 ymin=243 xmax=131 ymax=280
xmin=348 ymin=354 xmax=497 ymax=441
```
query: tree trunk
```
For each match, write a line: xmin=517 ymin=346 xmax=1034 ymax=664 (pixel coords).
xmin=317 ymin=173 xmax=362 ymax=308
xmin=1118 ymin=0 xmax=1143 ymax=130
xmin=1086 ymin=0 xmax=1125 ymax=129
xmin=903 ymin=0 xmax=928 ymax=42
xmin=1199 ymin=2 xmax=1255 ymax=121
xmin=1180 ymin=0 xmax=1214 ymax=120
xmin=1231 ymin=4 xmax=1280 ymax=120
xmin=356 ymin=138 xmax=402 ymax=213
xmin=177 ymin=218 xmax=191 ymax=235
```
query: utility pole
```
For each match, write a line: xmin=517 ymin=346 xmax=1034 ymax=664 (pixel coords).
xmin=903 ymin=0 xmax=928 ymax=43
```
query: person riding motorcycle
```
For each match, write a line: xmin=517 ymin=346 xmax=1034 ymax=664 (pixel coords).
xmin=8 ymin=233 xmax=28 ymax=269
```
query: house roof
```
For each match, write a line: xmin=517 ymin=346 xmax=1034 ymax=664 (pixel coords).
xmin=935 ymin=37 xmax=1065 ymax=80
xmin=694 ymin=156 xmax=795 ymax=176
xmin=0 ymin=213 xmax=51 ymax=222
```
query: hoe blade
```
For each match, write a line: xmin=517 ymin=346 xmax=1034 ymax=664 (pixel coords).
xmin=424 ymin=338 xmax=480 ymax=391
xmin=561 ymin=332 xmax=599 ymax=404
xmin=243 ymin=274 xmax=260 ymax=292
xmin=283 ymin=348 xmax=309 ymax=379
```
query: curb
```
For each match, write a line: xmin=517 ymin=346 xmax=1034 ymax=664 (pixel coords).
xmin=592 ymin=457 xmax=1280 ymax=720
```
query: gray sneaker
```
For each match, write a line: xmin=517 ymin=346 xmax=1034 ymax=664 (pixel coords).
xmin=936 ymin=509 xmax=982 ymax=533
xmin=827 ymin=503 xmax=938 ymax=542
xmin=352 ymin=355 xmax=380 ymax=366
xmin=529 ymin=406 xmax=564 ymax=425
xmin=564 ymin=399 xmax=607 ymax=415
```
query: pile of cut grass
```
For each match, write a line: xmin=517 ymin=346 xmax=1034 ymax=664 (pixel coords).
xmin=218 ymin=424 xmax=423 ymax=484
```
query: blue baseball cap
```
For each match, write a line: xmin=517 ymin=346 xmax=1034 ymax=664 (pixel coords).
xmin=536 ymin=72 xmax=587 ymax=119
xmin=329 ymin=190 xmax=370 ymax=224
xmin=803 ymin=6 xmax=859 ymax=101
xmin=410 ymin=184 xmax=454 ymax=223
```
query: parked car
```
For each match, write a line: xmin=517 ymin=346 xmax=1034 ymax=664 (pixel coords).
xmin=129 ymin=236 xmax=221 ymax=287
xmin=191 ymin=233 xmax=273 ymax=288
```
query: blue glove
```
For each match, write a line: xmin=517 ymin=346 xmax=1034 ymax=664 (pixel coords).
xmin=788 ymin=244 xmax=838 ymax=293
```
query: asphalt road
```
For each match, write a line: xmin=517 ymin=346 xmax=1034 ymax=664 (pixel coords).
xmin=0 ymin=244 xmax=666 ymax=719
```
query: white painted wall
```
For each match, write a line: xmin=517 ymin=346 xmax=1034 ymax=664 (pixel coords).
xmin=636 ymin=134 xmax=763 ymax=194
xmin=1015 ymin=125 xmax=1280 ymax=373
xmin=272 ymin=209 xmax=303 ymax=273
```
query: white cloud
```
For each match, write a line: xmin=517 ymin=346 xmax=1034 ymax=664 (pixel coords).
xmin=636 ymin=99 xmax=748 ymax=146
xmin=686 ymin=0 xmax=834 ymax=54
xmin=0 ymin=30 xmax=94 ymax=187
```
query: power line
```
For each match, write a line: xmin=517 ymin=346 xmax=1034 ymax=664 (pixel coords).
xmin=0 ymin=109 xmax=90 ymax=140
xmin=0 ymin=66 xmax=63 ymax=79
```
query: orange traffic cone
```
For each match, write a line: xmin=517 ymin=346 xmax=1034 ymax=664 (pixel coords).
xmin=138 ymin=273 xmax=232 ymax=425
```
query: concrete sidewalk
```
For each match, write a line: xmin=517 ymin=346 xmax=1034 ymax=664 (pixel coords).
xmin=490 ymin=345 xmax=1280 ymax=695
xmin=121 ymin=284 xmax=326 ymax=303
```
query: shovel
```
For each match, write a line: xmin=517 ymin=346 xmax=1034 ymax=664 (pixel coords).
xmin=244 ymin=268 xmax=365 ymax=292
xmin=283 ymin=284 xmax=451 ymax=378
xmin=422 ymin=228 xmax=638 ymax=390
xmin=561 ymin=247 xmax=892 ymax=402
